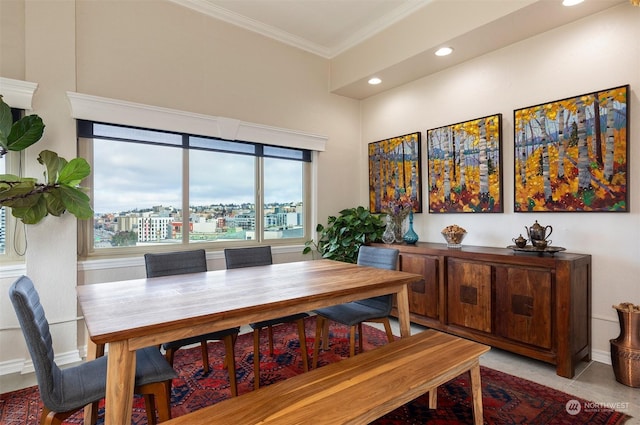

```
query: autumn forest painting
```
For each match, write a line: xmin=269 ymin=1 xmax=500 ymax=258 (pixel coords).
xmin=368 ymin=132 xmax=422 ymax=214
xmin=427 ymin=114 xmax=503 ymax=213
xmin=514 ymin=85 xmax=628 ymax=212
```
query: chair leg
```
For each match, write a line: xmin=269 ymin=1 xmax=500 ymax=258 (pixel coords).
xmin=143 ymin=394 xmax=157 ymax=425
xmin=268 ymin=325 xmax=275 ymax=356
xmin=200 ymin=341 xmax=210 ymax=374
xmin=41 ymin=408 xmax=74 ymax=425
xmin=358 ymin=323 xmax=364 ymax=354
xmin=138 ymin=380 xmax=173 ymax=423
xmin=253 ymin=327 xmax=261 ymax=390
xmin=322 ymin=319 xmax=330 ymax=349
xmin=164 ymin=348 xmax=176 ymax=368
xmin=295 ymin=318 xmax=309 ymax=372
xmin=368 ymin=317 xmax=395 ymax=343
xmin=223 ymin=334 xmax=238 ymax=397
xmin=349 ymin=325 xmax=357 ymax=357
xmin=312 ymin=316 xmax=324 ymax=369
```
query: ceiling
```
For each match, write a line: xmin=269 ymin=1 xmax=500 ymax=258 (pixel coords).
xmin=169 ymin=0 xmax=431 ymax=58
xmin=169 ymin=0 xmax=627 ymax=99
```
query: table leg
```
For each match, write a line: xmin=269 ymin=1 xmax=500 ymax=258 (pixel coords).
xmin=396 ymin=285 xmax=411 ymax=337
xmin=104 ymin=340 xmax=136 ymax=425
xmin=83 ymin=339 xmax=102 ymax=425
xmin=469 ymin=361 xmax=484 ymax=425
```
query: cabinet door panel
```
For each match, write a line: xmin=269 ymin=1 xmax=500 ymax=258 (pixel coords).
xmin=399 ymin=253 xmax=438 ymax=319
xmin=495 ymin=266 xmax=552 ymax=349
xmin=447 ymin=259 xmax=492 ymax=332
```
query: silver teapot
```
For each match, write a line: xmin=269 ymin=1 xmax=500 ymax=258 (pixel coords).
xmin=525 ymin=220 xmax=552 ymax=242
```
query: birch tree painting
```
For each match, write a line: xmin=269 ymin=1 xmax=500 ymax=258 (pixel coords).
xmin=427 ymin=114 xmax=502 ymax=213
xmin=368 ymin=132 xmax=422 ymax=213
xmin=514 ymin=85 xmax=628 ymax=212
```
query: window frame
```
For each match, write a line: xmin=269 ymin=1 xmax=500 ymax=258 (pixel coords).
xmin=77 ymin=120 xmax=313 ymax=258
xmin=0 ymin=77 xmax=38 ymax=263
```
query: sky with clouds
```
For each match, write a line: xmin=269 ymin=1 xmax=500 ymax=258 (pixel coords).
xmin=92 ymin=139 xmax=302 ymax=214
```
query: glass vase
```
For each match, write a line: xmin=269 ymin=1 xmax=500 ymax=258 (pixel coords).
xmin=381 ymin=215 xmax=396 ymax=244
xmin=402 ymin=211 xmax=419 ymax=244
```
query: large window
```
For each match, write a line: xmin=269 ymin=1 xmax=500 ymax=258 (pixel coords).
xmin=78 ymin=121 xmax=310 ymax=255
xmin=0 ymin=107 xmax=25 ymax=258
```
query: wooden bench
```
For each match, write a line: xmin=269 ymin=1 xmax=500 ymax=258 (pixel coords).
xmin=163 ymin=330 xmax=490 ymax=425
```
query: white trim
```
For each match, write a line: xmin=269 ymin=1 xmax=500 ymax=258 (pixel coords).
xmin=0 ymin=262 xmax=27 ymax=279
xmin=0 ymin=77 xmax=38 ymax=110
xmin=0 ymin=350 xmax=82 ymax=376
xmin=592 ymin=348 xmax=612 ymax=365
xmin=77 ymin=244 xmax=305 ymax=271
xmin=66 ymin=92 xmax=327 ymax=152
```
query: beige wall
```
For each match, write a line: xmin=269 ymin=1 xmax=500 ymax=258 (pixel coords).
xmin=0 ymin=0 xmax=360 ymax=392
xmin=1 ymin=0 xmax=638 ymax=393
xmin=361 ymin=4 xmax=640 ymax=360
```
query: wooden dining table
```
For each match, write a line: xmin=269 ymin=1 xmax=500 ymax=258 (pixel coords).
xmin=76 ymin=258 xmax=423 ymax=425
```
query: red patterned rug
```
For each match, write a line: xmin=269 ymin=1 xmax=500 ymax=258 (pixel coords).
xmin=0 ymin=316 xmax=631 ymax=424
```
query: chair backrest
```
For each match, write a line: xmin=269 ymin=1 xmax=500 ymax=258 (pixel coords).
xmin=224 ymin=246 xmax=273 ymax=269
xmin=144 ymin=249 xmax=207 ymax=277
xmin=9 ymin=276 xmax=64 ymax=411
xmin=355 ymin=245 xmax=400 ymax=314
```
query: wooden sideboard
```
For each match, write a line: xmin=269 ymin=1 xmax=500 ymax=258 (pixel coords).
xmin=374 ymin=242 xmax=591 ymax=378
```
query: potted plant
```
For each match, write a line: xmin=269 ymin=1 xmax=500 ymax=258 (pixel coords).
xmin=303 ymin=206 xmax=385 ymax=264
xmin=0 ymin=95 xmax=93 ymax=224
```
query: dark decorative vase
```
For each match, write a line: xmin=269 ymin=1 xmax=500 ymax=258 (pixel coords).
xmin=610 ymin=307 xmax=640 ymax=387
xmin=402 ymin=211 xmax=419 ymax=245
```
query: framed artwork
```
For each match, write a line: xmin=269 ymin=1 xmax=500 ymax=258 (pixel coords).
xmin=427 ymin=114 xmax=503 ymax=213
xmin=514 ymin=84 xmax=629 ymax=212
xmin=368 ymin=132 xmax=422 ymax=214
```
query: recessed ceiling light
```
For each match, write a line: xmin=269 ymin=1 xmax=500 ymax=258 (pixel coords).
xmin=562 ymin=0 xmax=584 ymax=6
xmin=368 ymin=77 xmax=382 ymax=85
xmin=435 ymin=47 xmax=453 ymax=57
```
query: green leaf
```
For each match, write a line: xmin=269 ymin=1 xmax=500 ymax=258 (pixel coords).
xmin=57 ymin=157 xmax=91 ymax=185
xmin=0 ymin=180 xmax=39 ymax=208
xmin=37 ymin=150 xmax=64 ymax=184
xmin=11 ymin=195 xmax=48 ymax=224
xmin=59 ymin=185 xmax=94 ymax=219
xmin=7 ymin=115 xmax=45 ymax=151
xmin=44 ymin=190 xmax=67 ymax=216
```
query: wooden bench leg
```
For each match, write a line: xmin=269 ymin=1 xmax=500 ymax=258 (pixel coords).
xmin=428 ymin=388 xmax=437 ymax=409
xmin=469 ymin=361 xmax=483 ymax=425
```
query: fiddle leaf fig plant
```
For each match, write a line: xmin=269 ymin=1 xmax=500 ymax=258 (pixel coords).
xmin=0 ymin=95 xmax=93 ymax=224
xmin=303 ymin=206 xmax=385 ymax=264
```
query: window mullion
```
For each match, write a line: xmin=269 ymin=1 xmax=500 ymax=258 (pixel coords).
xmin=256 ymin=157 xmax=264 ymax=242
xmin=182 ymin=136 xmax=190 ymax=244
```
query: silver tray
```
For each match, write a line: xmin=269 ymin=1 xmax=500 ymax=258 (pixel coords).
xmin=507 ymin=245 xmax=566 ymax=255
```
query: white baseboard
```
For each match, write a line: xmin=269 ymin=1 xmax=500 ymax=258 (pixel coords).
xmin=591 ymin=348 xmax=612 ymax=365
xmin=0 ymin=349 xmax=83 ymax=377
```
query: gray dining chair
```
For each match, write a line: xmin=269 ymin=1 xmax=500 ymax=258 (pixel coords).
xmin=144 ymin=249 xmax=240 ymax=396
xmin=312 ymin=245 xmax=399 ymax=368
xmin=9 ymin=275 xmax=177 ymax=425
xmin=224 ymin=246 xmax=310 ymax=389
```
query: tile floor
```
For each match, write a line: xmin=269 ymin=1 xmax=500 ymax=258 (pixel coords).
xmin=376 ymin=319 xmax=639 ymax=424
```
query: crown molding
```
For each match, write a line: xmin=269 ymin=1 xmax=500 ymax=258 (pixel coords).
xmin=66 ymin=92 xmax=327 ymax=151
xmin=0 ymin=77 xmax=38 ymax=110
xmin=167 ymin=0 xmax=430 ymax=59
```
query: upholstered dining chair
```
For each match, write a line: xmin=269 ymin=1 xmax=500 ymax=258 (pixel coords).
xmin=144 ymin=249 xmax=240 ymax=396
xmin=312 ymin=245 xmax=399 ymax=368
xmin=224 ymin=246 xmax=310 ymax=389
xmin=9 ymin=275 xmax=177 ymax=425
